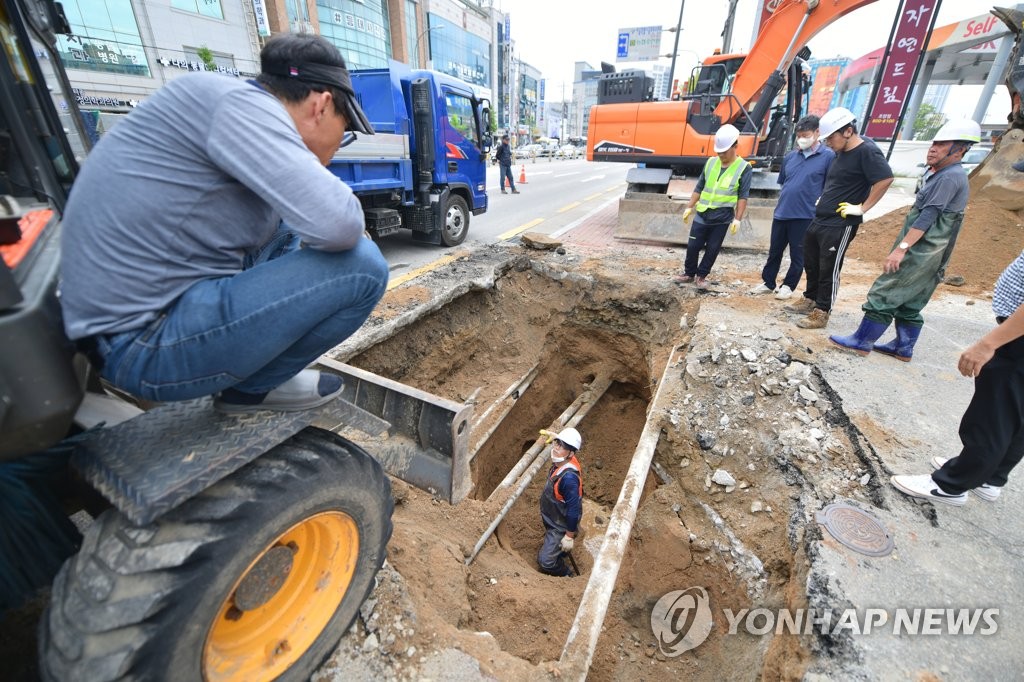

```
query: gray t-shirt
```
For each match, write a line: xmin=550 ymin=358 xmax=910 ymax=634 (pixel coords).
xmin=911 ymin=162 xmax=969 ymax=232
xmin=60 ymin=73 xmax=365 ymax=339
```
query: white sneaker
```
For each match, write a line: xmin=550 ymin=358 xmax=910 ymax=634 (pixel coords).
xmin=749 ymin=283 xmax=774 ymax=295
xmin=775 ymin=285 xmax=794 ymax=300
xmin=930 ymin=456 xmax=1002 ymax=501
xmin=891 ymin=474 xmax=967 ymax=506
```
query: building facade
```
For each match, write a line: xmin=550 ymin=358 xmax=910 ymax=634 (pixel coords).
xmin=61 ymin=0 xmax=583 ymax=148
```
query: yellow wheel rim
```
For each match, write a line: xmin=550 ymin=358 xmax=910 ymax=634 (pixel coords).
xmin=203 ymin=511 xmax=359 ymax=681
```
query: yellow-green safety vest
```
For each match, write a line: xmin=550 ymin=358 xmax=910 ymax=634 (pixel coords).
xmin=695 ymin=156 xmax=749 ymax=213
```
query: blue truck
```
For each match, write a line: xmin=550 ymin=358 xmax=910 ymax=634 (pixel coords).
xmin=331 ymin=61 xmax=491 ymax=247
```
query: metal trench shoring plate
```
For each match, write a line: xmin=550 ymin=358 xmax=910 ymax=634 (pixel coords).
xmin=815 ymin=502 xmax=895 ymax=558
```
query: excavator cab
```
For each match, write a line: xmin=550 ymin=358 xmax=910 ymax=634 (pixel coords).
xmin=0 ymin=0 xmax=90 ymax=460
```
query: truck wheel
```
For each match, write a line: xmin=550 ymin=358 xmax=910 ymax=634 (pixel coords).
xmin=441 ymin=195 xmax=469 ymax=247
xmin=40 ymin=428 xmax=392 ymax=682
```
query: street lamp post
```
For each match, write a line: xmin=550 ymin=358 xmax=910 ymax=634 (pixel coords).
xmin=414 ymin=25 xmax=443 ymax=69
xmin=665 ymin=0 xmax=686 ymax=100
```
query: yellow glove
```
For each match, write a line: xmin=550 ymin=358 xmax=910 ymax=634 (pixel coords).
xmin=682 ymin=208 xmax=693 ymax=223
xmin=730 ymin=219 xmax=741 ymax=234
xmin=836 ymin=202 xmax=863 ymax=218
xmin=539 ymin=429 xmax=558 ymax=444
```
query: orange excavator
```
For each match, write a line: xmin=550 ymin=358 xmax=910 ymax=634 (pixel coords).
xmin=586 ymin=0 xmax=878 ymax=174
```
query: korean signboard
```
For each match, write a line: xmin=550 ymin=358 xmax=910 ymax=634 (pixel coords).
xmin=616 ymin=26 xmax=661 ymax=63
xmin=251 ymin=0 xmax=270 ymax=37
xmin=863 ymin=0 xmax=940 ymax=139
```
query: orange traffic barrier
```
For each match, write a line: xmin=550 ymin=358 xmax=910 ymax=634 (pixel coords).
xmin=518 ymin=165 xmax=528 ymax=184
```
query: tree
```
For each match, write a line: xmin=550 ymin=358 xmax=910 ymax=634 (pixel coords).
xmin=196 ymin=46 xmax=217 ymax=72
xmin=913 ymin=103 xmax=945 ymax=141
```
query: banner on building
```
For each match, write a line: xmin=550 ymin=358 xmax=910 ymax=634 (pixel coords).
xmin=807 ymin=59 xmax=849 ymax=116
xmin=862 ymin=0 xmax=940 ymax=139
xmin=616 ymin=26 xmax=661 ymax=62
xmin=251 ymin=0 xmax=270 ymax=36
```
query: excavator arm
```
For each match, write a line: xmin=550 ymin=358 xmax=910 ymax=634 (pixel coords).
xmin=719 ymin=0 xmax=878 ymax=127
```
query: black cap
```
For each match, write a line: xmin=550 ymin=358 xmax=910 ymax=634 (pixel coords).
xmin=262 ymin=60 xmax=374 ymax=135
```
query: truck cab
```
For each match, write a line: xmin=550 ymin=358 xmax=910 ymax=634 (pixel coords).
xmin=329 ymin=61 xmax=491 ymax=247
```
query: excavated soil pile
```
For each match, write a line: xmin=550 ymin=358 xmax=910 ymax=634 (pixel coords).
xmin=847 ymin=195 xmax=1024 ymax=296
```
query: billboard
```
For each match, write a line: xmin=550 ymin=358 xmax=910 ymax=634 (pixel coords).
xmin=616 ymin=26 xmax=662 ymax=62
xmin=807 ymin=59 xmax=849 ymax=116
xmin=863 ymin=0 xmax=940 ymax=139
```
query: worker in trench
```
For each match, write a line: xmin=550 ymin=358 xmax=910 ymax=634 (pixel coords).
xmin=537 ymin=427 xmax=584 ymax=577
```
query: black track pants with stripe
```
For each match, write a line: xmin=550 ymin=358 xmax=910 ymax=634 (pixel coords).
xmin=802 ymin=220 xmax=858 ymax=312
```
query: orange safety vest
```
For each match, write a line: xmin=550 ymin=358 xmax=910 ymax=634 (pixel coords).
xmin=550 ymin=454 xmax=583 ymax=503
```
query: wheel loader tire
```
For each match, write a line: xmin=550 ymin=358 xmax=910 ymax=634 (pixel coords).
xmin=39 ymin=427 xmax=392 ymax=682
xmin=440 ymin=194 xmax=469 ymax=247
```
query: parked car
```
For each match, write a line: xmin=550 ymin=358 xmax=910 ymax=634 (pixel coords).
xmin=514 ymin=144 xmax=540 ymax=159
xmin=915 ymin=145 xmax=992 ymax=192
xmin=556 ymin=144 xmax=581 ymax=159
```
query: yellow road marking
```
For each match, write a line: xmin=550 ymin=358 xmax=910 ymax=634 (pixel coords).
xmin=584 ymin=193 xmax=602 ymax=201
xmin=498 ymin=218 xmax=545 ymax=241
xmin=557 ymin=201 xmax=581 ymax=213
xmin=387 ymin=253 xmax=459 ymax=290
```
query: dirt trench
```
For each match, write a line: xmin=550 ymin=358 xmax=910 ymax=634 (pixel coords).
xmin=321 ymin=255 xmax=874 ymax=681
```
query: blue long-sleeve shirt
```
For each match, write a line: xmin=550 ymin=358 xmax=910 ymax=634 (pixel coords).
xmin=558 ymin=470 xmax=582 ymax=533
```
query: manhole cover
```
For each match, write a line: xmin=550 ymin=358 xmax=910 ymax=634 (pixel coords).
xmin=815 ymin=503 xmax=894 ymax=557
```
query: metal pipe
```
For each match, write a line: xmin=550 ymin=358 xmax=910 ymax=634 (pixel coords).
xmin=557 ymin=347 xmax=682 ymax=681
xmin=467 ymin=376 xmax=613 ymax=565
xmin=487 ymin=374 xmax=612 ymax=501
xmin=469 ymin=364 xmax=541 ymax=459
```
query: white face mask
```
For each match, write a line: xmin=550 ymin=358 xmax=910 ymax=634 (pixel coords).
xmin=796 ymin=135 xmax=816 ymax=150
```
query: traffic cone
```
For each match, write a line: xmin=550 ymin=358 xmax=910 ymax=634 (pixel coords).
xmin=518 ymin=164 xmax=528 ymax=184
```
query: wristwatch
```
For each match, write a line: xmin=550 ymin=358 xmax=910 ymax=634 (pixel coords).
xmin=898 ymin=241 xmax=910 ymax=250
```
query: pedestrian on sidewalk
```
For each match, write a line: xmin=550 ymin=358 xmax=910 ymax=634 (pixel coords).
xmin=675 ymin=124 xmax=751 ymax=291
xmin=496 ymin=134 xmax=519 ymax=194
xmin=785 ymin=107 xmax=893 ymax=329
xmin=538 ymin=428 xmax=584 ymax=577
xmin=749 ymin=115 xmax=834 ymax=300
xmin=891 ymin=249 xmax=1024 ymax=506
xmin=830 ymin=119 xmax=981 ymax=359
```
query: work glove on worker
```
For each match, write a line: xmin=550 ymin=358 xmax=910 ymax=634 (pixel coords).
xmin=730 ymin=219 xmax=741 ymax=235
xmin=836 ymin=202 xmax=864 ymax=218
xmin=682 ymin=207 xmax=693 ymax=223
xmin=560 ymin=534 xmax=575 ymax=552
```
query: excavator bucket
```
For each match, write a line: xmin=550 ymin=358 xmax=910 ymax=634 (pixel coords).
xmin=316 ymin=359 xmax=473 ymax=504
xmin=71 ymin=360 xmax=473 ymax=525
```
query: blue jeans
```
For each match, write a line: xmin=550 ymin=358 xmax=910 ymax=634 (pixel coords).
xmin=761 ymin=217 xmax=811 ymax=290
xmin=93 ymin=236 xmax=388 ymax=402
xmin=500 ymin=164 xmax=516 ymax=191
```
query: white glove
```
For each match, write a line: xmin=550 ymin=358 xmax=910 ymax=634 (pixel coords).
xmin=560 ymin=534 xmax=575 ymax=552
xmin=682 ymin=208 xmax=693 ymax=223
xmin=836 ymin=202 xmax=863 ymax=218
xmin=730 ymin=219 xmax=741 ymax=234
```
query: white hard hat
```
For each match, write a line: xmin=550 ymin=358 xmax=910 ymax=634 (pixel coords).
xmin=932 ymin=118 xmax=982 ymax=143
xmin=555 ymin=427 xmax=582 ymax=451
xmin=713 ymin=124 xmax=740 ymax=153
xmin=818 ymin=107 xmax=857 ymax=138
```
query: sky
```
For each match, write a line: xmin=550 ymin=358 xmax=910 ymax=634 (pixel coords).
xmin=496 ymin=0 xmax=1008 ymax=123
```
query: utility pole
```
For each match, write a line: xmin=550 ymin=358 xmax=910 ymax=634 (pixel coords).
xmin=666 ymin=0 xmax=685 ymax=100
xmin=721 ymin=0 xmax=740 ymax=52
